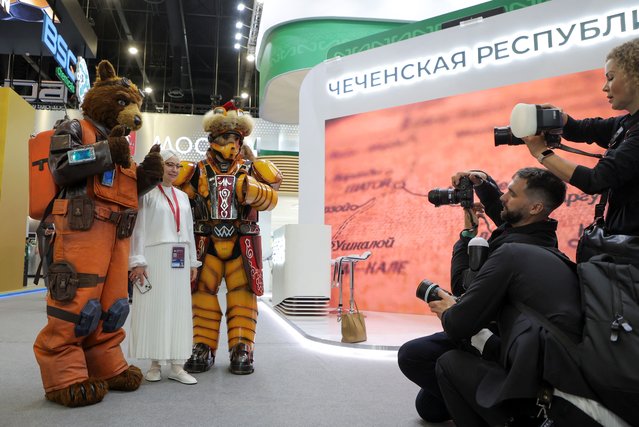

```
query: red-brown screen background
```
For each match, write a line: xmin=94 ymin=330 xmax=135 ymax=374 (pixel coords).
xmin=325 ymin=69 xmax=611 ymax=314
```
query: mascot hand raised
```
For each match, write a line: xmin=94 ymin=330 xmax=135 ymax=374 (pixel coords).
xmin=108 ymin=124 xmax=132 ymax=168
xmin=136 ymin=144 xmax=164 ymax=195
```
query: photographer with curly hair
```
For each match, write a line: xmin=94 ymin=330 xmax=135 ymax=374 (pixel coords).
xmin=523 ymin=38 xmax=639 ymax=242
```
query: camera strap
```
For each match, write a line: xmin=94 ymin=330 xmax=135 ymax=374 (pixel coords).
xmin=555 ymin=143 xmax=602 ymax=159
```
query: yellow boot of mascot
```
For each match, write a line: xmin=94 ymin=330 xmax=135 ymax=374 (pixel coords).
xmin=33 ymin=60 xmax=164 ymax=407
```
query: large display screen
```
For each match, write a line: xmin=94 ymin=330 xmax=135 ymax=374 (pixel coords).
xmin=325 ymin=68 xmax=610 ymax=314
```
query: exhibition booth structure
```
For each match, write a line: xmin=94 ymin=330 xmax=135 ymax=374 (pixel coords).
xmin=0 ymin=89 xmax=35 ymax=293
xmin=256 ymin=0 xmax=527 ymax=123
xmin=295 ymin=0 xmax=639 ymax=316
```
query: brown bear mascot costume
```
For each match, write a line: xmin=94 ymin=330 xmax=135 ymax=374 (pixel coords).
xmin=33 ymin=60 xmax=164 ymax=407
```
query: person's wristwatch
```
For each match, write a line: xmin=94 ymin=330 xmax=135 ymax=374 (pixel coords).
xmin=537 ymin=149 xmax=555 ymax=164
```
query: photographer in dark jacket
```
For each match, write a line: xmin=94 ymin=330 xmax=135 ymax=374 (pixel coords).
xmin=523 ymin=38 xmax=639 ymax=238
xmin=429 ymin=169 xmax=602 ymax=426
xmin=398 ymin=167 xmax=564 ymax=423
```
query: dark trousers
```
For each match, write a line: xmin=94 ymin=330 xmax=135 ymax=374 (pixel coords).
xmin=397 ymin=331 xmax=456 ymax=422
xmin=436 ymin=350 xmax=603 ymax=427
xmin=436 ymin=350 xmax=508 ymax=427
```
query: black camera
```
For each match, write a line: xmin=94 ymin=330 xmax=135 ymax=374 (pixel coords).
xmin=428 ymin=176 xmax=474 ymax=208
xmin=416 ymin=279 xmax=443 ymax=303
xmin=495 ymin=104 xmax=563 ymax=148
xmin=494 ymin=126 xmax=561 ymax=147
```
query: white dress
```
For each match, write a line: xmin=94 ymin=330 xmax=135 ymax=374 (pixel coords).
xmin=128 ymin=185 xmax=201 ymax=363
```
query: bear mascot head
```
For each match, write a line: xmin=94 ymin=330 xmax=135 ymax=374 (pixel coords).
xmin=83 ymin=60 xmax=163 ymax=191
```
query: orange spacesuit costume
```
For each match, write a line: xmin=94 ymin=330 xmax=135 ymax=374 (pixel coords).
xmin=176 ymin=101 xmax=282 ymax=375
xmin=32 ymin=61 xmax=164 ymax=407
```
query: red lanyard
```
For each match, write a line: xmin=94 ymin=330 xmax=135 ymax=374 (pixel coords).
xmin=158 ymin=185 xmax=180 ymax=233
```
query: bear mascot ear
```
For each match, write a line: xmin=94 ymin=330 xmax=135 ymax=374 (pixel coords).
xmin=96 ymin=60 xmax=117 ymax=83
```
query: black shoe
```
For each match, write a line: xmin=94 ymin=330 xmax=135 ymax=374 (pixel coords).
xmin=184 ymin=343 xmax=215 ymax=373
xmin=229 ymin=343 xmax=254 ymax=375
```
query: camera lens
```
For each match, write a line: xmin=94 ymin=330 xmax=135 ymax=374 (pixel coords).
xmin=427 ymin=176 xmax=473 ymax=208
xmin=494 ymin=126 xmax=525 ymax=146
xmin=427 ymin=189 xmax=456 ymax=207
xmin=416 ymin=279 xmax=443 ymax=303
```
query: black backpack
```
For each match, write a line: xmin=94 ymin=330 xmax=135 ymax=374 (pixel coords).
xmin=517 ymin=252 xmax=639 ymax=426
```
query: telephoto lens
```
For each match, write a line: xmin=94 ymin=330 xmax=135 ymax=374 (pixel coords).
xmin=416 ymin=279 xmax=443 ymax=303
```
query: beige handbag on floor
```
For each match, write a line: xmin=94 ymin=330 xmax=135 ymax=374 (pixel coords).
xmin=340 ymin=303 xmax=367 ymax=343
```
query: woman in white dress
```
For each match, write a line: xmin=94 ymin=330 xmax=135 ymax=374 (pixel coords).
xmin=128 ymin=149 xmax=200 ymax=385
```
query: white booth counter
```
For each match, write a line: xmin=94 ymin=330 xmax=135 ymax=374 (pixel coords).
xmin=270 ymin=224 xmax=331 ymax=315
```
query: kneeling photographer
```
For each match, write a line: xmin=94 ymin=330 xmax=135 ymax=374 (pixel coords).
xmin=398 ymin=167 xmax=586 ymax=424
xmin=427 ymin=170 xmax=609 ymax=426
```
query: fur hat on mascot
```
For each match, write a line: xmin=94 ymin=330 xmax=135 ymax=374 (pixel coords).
xmin=202 ymin=100 xmax=254 ymax=143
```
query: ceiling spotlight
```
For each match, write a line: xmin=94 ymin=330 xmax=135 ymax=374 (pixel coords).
xmin=235 ymin=33 xmax=242 ymax=40
xmin=240 ymin=92 xmax=249 ymax=99
xmin=235 ymin=21 xmax=243 ymax=29
xmin=234 ymin=43 xmax=241 ymax=50
xmin=144 ymin=87 xmax=153 ymax=94
xmin=128 ymin=46 xmax=139 ymax=55
xmin=246 ymin=53 xmax=255 ymax=62
xmin=237 ymin=3 xmax=252 ymax=12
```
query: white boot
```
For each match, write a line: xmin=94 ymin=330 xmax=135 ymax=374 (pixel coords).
xmin=145 ymin=360 xmax=161 ymax=382
xmin=168 ymin=363 xmax=197 ymax=385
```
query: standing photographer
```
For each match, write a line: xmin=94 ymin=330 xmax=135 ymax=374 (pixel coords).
xmin=523 ymin=38 xmax=639 ymax=240
xmin=398 ymin=168 xmax=565 ymax=423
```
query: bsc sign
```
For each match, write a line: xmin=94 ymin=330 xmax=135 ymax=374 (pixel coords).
xmin=3 ymin=79 xmax=67 ymax=104
xmin=42 ymin=13 xmax=77 ymax=84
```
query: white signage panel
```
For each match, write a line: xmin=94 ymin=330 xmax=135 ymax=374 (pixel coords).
xmin=298 ymin=0 xmax=639 ymax=225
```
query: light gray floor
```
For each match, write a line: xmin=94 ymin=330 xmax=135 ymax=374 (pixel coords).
xmin=0 ymin=289 xmax=453 ymax=427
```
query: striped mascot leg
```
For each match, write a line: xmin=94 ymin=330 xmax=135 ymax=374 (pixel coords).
xmin=225 ymin=256 xmax=258 ymax=374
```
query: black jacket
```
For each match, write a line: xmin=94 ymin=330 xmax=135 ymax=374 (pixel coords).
xmin=564 ymin=112 xmax=639 ymax=235
xmin=450 ymin=175 xmax=558 ymax=296
xmin=442 ymin=243 xmax=594 ymax=408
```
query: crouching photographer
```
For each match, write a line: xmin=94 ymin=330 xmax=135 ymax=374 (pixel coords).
xmin=428 ymin=170 xmax=613 ymax=426
xmin=398 ymin=167 xmax=578 ymax=424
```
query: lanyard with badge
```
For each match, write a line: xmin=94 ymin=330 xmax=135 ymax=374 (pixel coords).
xmin=158 ymin=185 xmax=185 ymax=268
